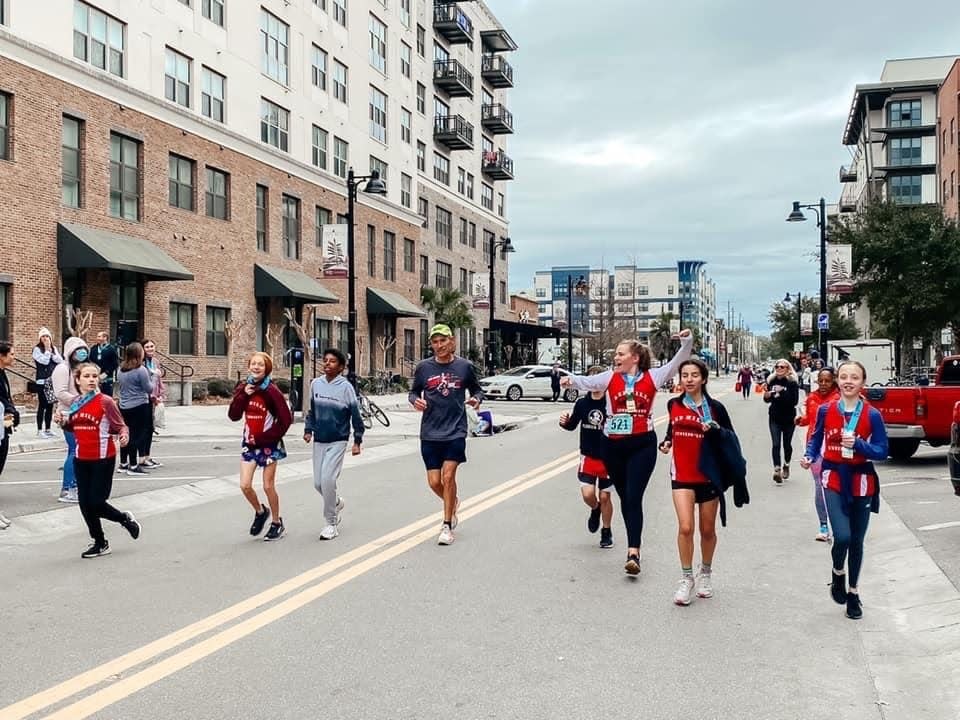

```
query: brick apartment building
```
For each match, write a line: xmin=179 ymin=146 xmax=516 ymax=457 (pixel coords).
xmin=939 ymin=58 xmax=960 ymax=220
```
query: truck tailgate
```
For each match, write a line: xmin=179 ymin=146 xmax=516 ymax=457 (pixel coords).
xmin=865 ymin=386 xmax=921 ymax=429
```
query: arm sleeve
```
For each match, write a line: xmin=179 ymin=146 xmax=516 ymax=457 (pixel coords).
xmin=32 ymin=347 xmax=51 ymax=365
xmin=227 ymin=383 xmax=249 ymax=421
xmin=565 ymin=369 xmax=613 ymax=392
xmin=101 ymin=396 xmax=128 ymax=436
xmin=789 ymin=382 xmax=800 ymax=408
xmin=855 ymin=409 xmax=889 ymax=461
xmin=53 ymin=365 xmax=77 ymax=407
xmin=649 ymin=335 xmax=694 ymax=387
xmin=664 ymin=399 xmax=676 ymax=442
xmin=408 ymin=365 xmax=424 ymax=406
xmin=141 ymin=367 xmax=157 ymax=395
xmin=254 ymin=385 xmax=292 ymax=446
xmin=559 ymin=401 xmax=582 ymax=431
xmin=804 ymin=404 xmax=829 ymax=461
xmin=796 ymin=396 xmax=813 ymax=427
xmin=348 ymin=385 xmax=365 ymax=444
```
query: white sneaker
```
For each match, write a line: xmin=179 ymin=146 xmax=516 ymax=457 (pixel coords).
xmin=695 ymin=572 xmax=714 ymax=599
xmin=674 ymin=575 xmax=695 ymax=606
xmin=44 ymin=430 xmax=57 ymax=439
xmin=335 ymin=497 xmax=345 ymax=526
xmin=450 ymin=497 xmax=460 ymax=530
xmin=438 ymin=524 xmax=455 ymax=546
xmin=319 ymin=524 xmax=339 ymax=540
xmin=59 ymin=488 xmax=79 ymax=504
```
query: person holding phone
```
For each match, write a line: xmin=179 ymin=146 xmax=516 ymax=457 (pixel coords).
xmin=764 ymin=359 xmax=800 ymax=484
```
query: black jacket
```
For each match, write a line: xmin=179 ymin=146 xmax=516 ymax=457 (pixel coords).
xmin=764 ymin=376 xmax=799 ymax=423
xmin=0 ymin=368 xmax=20 ymax=431
xmin=90 ymin=343 xmax=120 ymax=379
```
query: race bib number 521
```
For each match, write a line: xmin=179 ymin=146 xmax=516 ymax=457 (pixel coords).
xmin=605 ymin=414 xmax=633 ymax=436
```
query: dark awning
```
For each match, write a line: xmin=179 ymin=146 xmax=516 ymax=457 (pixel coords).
xmin=366 ymin=287 xmax=426 ymax=317
xmin=492 ymin=318 xmax=563 ymax=342
xmin=57 ymin=222 xmax=193 ymax=280
xmin=254 ymin=264 xmax=338 ymax=304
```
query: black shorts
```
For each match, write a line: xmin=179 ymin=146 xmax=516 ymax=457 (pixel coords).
xmin=420 ymin=438 xmax=467 ymax=471
xmin=671 ymin=481 xmax=720 ymax=504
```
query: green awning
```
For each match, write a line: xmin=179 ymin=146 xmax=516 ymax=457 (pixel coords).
xmin=57 ymin=222 xmax=193 ymax=280
xmin=366 ymin=287 xmax=426 ymax=317
xmin=254 ymin=264 xmax=338 ymax=304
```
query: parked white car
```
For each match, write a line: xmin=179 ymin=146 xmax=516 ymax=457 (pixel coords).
xmin=479 ymin=366 xmax=580 ymax=402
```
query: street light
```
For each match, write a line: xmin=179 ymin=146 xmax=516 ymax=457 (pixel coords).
xmin=567 ymin=274 xmax=587 ymax=371
xmin=786 ymin=198 xmax=828 ymax=358
xmin=346 ymin=167 xmax=387 ymax=388
xmin=487 ymin=236 xmax=515 ymax=374
xmin=783 ymin=291 xmax=802 ymax=348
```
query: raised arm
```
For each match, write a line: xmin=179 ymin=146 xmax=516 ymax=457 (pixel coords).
xmin=649 ymin=334 xmax=694 ymax=388
xmin=564 ymin=368 xmax=613 ymax=392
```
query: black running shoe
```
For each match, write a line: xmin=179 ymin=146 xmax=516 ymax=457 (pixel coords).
xmin=122 ymin=512 xmax=141 ymax=540
xmin=831 ymin=572 xmax=847 ymax=605
xmin=587 ymin=506 xmax=601 ymax=534
xmin=81 ymin=541 xmax=111 ymax=559
xmin=600 ymin=528 xmax=613 ymax=548
xmin=250 ymin=504 xmax=270 ymax=536
xmin=845 ymin=592 xmax=863 ymax=619
xmin=264 ymin=519 xmax=285 ymax=541
xmin=624 ymin=554 xmax=641 ymax=575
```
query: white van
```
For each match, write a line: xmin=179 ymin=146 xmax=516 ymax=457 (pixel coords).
xmin=827 ymin=339 xmax=895 ymax=385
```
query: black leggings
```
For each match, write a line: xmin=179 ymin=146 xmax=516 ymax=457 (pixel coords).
xmin=119 ymin=404 xmax=152 ymax=466
xmin=769 ymin=417 xmax=795 ymax=467
xmin=75 ymin=457 xmax=127 ymax=543
xmin=36 ymin=393 xmax=54 ymax=431
xmin=741 ymin=382 xmax=751 ymax=399
xmin=604 ymin=433 xmax=658 ymax=549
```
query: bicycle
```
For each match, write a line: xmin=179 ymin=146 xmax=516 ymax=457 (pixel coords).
xmin=358 ymin=393 xmax=390 ymax=429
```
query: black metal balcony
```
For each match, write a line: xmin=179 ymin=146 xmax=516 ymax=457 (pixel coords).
xmin=481 ymin=28 xmax=517 ymax=53
xmin=839 ymin=165 xmax=857 ymax=183
xmin=433 ymin=3 xmax=473 ymax=44
xmin=433 ymin=59 xmax=474 ymax=98
xmin=481 ymin=103 xmax=513 ymax=134
xmin=482 ymin=150 xmax=513 ymax=180
xmin=434 ymin=114 xmax=474 ymax=150
xmin=482 ymin=54 xmax=513 ymax=88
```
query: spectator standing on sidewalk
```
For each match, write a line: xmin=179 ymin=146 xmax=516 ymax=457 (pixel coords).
xmin=303 ymin=349 xmax=363 ymax=541
xmin=140 ymin=339 xmax=165 ymax=467
xmin=228 ymin=352 xmax=292 ymax=541
xmin=764 ymin=359 xmax=800 ymax=484
xmin=116 ymin=342 xmax=156 ymax=476
xmin=51 ymin=335 xmax=89 ymax=503
xmin=550 ymin=363 xmax=562 ymax=402
xmin=89 ymin=331 xmax=119 ymax=397
xmin=32 ymin=327 xmax=62 ymax=438
xmin=0 ymin=342 xmax=20 ymax=529
xmin=796 ymin=367 xmax=839 ymax=541
xmin=737 ymin=366 xmax=753 ymax=400
xmin=801 ymin=360 xmax=888 ymax=620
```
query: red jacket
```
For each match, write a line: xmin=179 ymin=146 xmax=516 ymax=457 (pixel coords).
xmin=66 ymin=394 xmax=127 ymax=460
xmin=228 ymin=381 xmax=292 ymax=447
xmin=797 ymin=388 xmax=840 ymax=441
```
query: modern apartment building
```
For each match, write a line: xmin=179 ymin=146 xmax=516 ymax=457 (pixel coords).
xmin=938 ymin=58 xmax=960 ymax=221
xmin=0 ymin=0 xmax=514 ymax=391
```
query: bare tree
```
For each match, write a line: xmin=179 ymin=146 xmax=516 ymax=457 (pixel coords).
xmin=223 ymin=313 xmax=248 ymax=381
xmin=264 ymin=323 xmax=278 ymax=357
xmin=64 ymin=306 xmax=93 ymax=340
xmin=377 ymin=334 xmax=397 ymax=375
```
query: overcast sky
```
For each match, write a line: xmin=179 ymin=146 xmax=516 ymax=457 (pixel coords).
xmin=489 ymin=0 xmax=960 ymax=334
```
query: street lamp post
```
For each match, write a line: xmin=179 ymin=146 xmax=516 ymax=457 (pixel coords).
xmin=346 ymin=168 xmax=387 ymax=388
xmin=567 ymin=274 xmax=587 ymax=371
xmin=715 ymin=318 xmax=723 ymax=377
xmin=786 ymin=198 xmax=828 ymax=358
xmin=487 ymin=236 xmax=515 ymax=374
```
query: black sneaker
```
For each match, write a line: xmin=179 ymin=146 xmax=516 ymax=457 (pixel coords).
xmin=831 ymin=572 xmax=847 ymax=605
xmin=117 ymin=463 xmax=129 ymax=473
xmin=81 ymin=541 xmax=111 ymax=559
xmin=845 ymin=592 xmax=863 ymax=620
xmin=126 ymin=465 xmax=149 ymax=475
xmin=587 ymin=506 xmax=601 ymax=534
xmin=600 ymin=528 xmax=613 ymax=548
xmin=264 ymin=519 xmax=285 ymax=541
xmin=122 ymin=512 xmax=141 ymax=540
xmin=624 ymin=554 xmax=641 ymax=575
xmin=250 ymin=504 xmax=270 ymax=536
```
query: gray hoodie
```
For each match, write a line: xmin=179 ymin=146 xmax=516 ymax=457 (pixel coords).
xmin=304 ymin=374 xmax=364 ymax=445
xmin=51 ymin=336 xmax=89 ymax=413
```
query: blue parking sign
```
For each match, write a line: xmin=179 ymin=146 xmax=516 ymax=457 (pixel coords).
xmin=817 ymin=313 xmax=829 ymax=330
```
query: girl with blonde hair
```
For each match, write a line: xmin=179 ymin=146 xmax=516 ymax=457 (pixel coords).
xmin=764 ymin=359 xmax=800 ymax=483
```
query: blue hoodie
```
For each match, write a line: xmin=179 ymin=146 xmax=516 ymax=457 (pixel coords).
xmin=305 ymin=374 xmax=365 ymax=444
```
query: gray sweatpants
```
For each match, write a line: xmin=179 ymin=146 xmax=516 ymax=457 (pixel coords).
xmin=312 ymin=441 xmax=348 ymax=525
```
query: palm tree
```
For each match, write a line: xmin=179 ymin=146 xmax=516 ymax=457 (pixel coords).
xmin=648 ymin=312 xmax=675 ymax=362
xmin=420 ymin=287 xmax=475 ymax=329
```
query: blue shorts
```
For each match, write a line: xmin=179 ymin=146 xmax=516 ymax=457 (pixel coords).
xmin=421 ymin=438 xmax=467 ymax=470
xmin=241 ymin=441 xmax=287 ymax=468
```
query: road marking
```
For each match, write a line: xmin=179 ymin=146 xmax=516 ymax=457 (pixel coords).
xmin=917 ymin=521 xmax=960 ymax=532
xmin=0 ymin=476 xmax=217 ymax=486
xmin=883 ymin=481 xmax=919 ymax=488
xmin=6 ymin=452 xmax=313 ymax=464
xmin=0 ymin=451 xmax=578 ymax=720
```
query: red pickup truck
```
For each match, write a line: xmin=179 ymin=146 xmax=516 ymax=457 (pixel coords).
xmin=864 ymin=356 xmax=960 ymax=460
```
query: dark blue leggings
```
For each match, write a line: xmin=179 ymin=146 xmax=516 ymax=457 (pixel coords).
xmin=605 ymin=434 xmax=658 ymax=548
xmin=824 ymin=489 xmax=872 ymax=588
xmin=769 ymin=418 xmax=795 ymax=467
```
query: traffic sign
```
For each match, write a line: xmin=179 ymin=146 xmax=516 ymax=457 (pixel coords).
xmin=817 ymin=313 xmax=829 ymax=331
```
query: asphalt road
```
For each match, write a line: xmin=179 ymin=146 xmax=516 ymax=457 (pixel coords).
xmin=0 ymin=380 xmax=958 ymax=719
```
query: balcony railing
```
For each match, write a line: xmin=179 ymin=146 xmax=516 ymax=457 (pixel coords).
xmin=434 ymin=114 xmax=474 ymax=150
xmin=481 ymin=103 xmax=513 ymax=134
xmin=482 ymin=150 xmax=514 ymax=180
xmin=433 ymin=59 xmax=474 ymax=98
xmin=433 ymin=3 xmax=473 ymax=44
xmin=481 ymin=54 xmax=514 ymax=88
xmin=839 ymin=165 xmax=857 ymax=183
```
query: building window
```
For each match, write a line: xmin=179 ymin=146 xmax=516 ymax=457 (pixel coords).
xmin=260 ymin=9 xmax=289 ymax=85
xmin=73 ymin=2 xmax=125 ymax=77
xmin=164 ymin=47 xmax=191 ymax=107
xmin=459 ymin=268 xmax=469 ymax=294
xmin=459 ymin=217 xmax=468 ymax=245
xmin=383 ymin=230 xmax=396 ymax=282
xmin=62 ymin=116 xmax=83 ymax=207
xmin=667 ymin=284 xmax=674 ymax=295
xmin=497 ymin=192 xmax=505 ymax=217
xmin=416 ymin=24 xmax=425 ymax=56
xmin=890 ymin=175 xmax=922 ymax=205
xmin=416 ymin=82 xmax=425 ymax=114
xmin=333 ymin=60 xmax=348 ymax=103
xmin=400 ymin=172 xmax=412 ymax=208
xmin=434 ymin=41 xmax=449 ymax=64
xmin=206 ymin=306 xmax=228 ymax=356
xmin=312 ymin=45 xmax=328 ymax=90
xmin=400 ymin=107 xmax=412 ymax=144
xmin=436 ymin=207 xmax=452 ymax=249
xmin=333 ymin=0 xmax=346 ymax=26
xmin=403 ymin=237 xmax=415 ymax=272
xmin=205 ymin=166 xmax=229 ymax=219
xmin=168 ymin=154 xmax=194 ymax=211
xmin=202 ymin=0 xmax=224 ymax=26
xmin=435 ymin=96 xmax=450 ymax=119
xmin=333 ymin=136 xmax=348 ymax=178
xmin=638 ymin=285 xmax=649 ymax=296
xmin=888 ymin=99 xmax=921 ymax=128
xmin=256 ymin=184 xmax=268 ymax=251
xmin=435 ymin=261 xmax=452 ymax=289
xmin=369 ymin=85 xmax=387 ymax=143
xmin=419 ymin=254 xmax=429 ymax=285
xmin=399 ymin=0 xmax=410 ymax=26
xmin=482 ymin=229 xmax=494 ymax=256
xmin=468 ymin=222 xmax=476 ymax=248
xmin=535 ymin=287 xmax=545 ymax=298
xmin=316 ymin=319 xmax=332 ymax=353
xmin=369 ymin=13 xmax=386 ymax=74
xmin=369 ymin=155 xmax=388 ymax=185
xmin=400 ymin=42 xmax=412 ymax=79
xmin=367 ymin=225 xmax=376 ymax=276
xmin=499 ymin=281 xmax=506 ymax=305
xmin=433 ymin=153 xmax=450 ymax=185
xmin=0 ymin=284 xmax=8 ymax=340
xmin=109 ymin=133 xmax=140 ymax=220
xmin=312 ymin=125 xmax=328 ymax=169
xmin=416 ymin=140 xmax=426 ymax=172
xmin=315 ymin=205 xmax=331 ymax=246
xmin=282 ymin=194 xmax=300 ymax=259
xmin=404 ymin=328 xmax=415 ymax=361
xmin=0 ymin=93 xmax=8 ymax=161
xmin=457 ymin=167 xmax=465 ymax=194
xmin=201 ymin=66 xmax=225 ymax=122
xmin=481 ymin=183 xmax=494 ymax=211
xmin=466 ymin=173 xmax=474 ymax=200
xmin=889 ymin=137 xmax=921 ymax=166
xmin=169 ymin=303 xmax=195 ymax=355
xmin=418 ymin=197 xmax=428 ymax=226
xmin=260 ymin=98 xmax=289 ymax=152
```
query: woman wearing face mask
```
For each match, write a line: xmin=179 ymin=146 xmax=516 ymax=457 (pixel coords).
xmin=32 ymin=327 xmax=62 ymax=439
xmin=764 ymin=359 xmax=800 ymax=484
xmin=563 ymin=330 xmax=693 ymax=576
xmin=51 ymin=336 xmax=90 ymax=503
xmin=140 ymin=339 xmax=166 ymax=467
xmin=801 ymin=360 xmax=888 ymax=620
xmin=796 ymin=367 xmax=840 ymax=541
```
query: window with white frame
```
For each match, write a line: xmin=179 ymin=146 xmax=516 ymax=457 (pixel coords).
xmin=369 ymin=86 xmax=387 ymax=143
xmin=436 ymin=207 xmax=452 ymax=249
xmin=481 ymin=183 xmax=493 ymax=211
xmin=205 ymin=166 xmax=229 ymax=220
xmin=164 ymin=48 xmax=191 ymax=107
xmin=260 ymin=98 xmax=289 ymax=152
xmin=312 ymin=125 xmax=328 ymax=169
xmin=383 ymin=231 xmax=396 ymax=282
xmin=418 ymin=197 xmax=428 ymax=226
xmin=315 ymin=205 xmax=331 ymax=246
xmin=466 ymin=173 xmax=474 ymax=199
xmin=416 ymin=24 xmax=425 ymax=56
xmin=457 ymin=167 xmax=465 ymax=194
xmin=403 ymin=238 xmax=415 ymax=272
xmin=202 ymin=0 xmax=224 ymax=26
xmin=168 ymin=154 xmax=195 ymax=211
xmin=400 ymin=42 xmax=412 ymax=79
xmin=497 ymin=192 xmax=504 ymax=217
xmin=62 ymin=116 xmax=83 ymax=208
xmin=400 ymin=173 xmax=412 ymax=208
xmin=369 ymin=14 xmax=387 ymax=74
xmin=333 ymin=136 xmax=348 ymax=178
xmin=434 ymin=96 xmax=450 ymax=119
xmin=312 ymin=45 xmax=328 ymax=90
xmin=256 ymin=185 xmax=268 ymax=251
xmin=73 ymin=2 xmax=126 ymax=77
xmin=333 ymin=60 xmax=348 ymax=103
xmin=417 ymin=141 xmax=425 ymax=172
xmin=201 ymin=66 xmax=225 ymax=122
xmin=435 ymin=260 xmax=452 ymax=289
xmin=416 ymin=82 xmax=425 ymax=114
xmin=282 ymin=194 xmax=301 ymax=260
xmin=109 ymin=133 xmax=140 ymax=220
xmin=260 ymin=9 xmax=289 ymax=85
xmin=434 ymin=41 xmax=449 ymax=64
xmin=400 ymin=0 xmax=410 ymax=27
xmin=433 ymin=153 xmax=450 ymax=185
xmin=369 ymin=155 xmax=388 ymax=185
xmin=400 ymin=107 xmax=412 ymax=144
xmin=333 ymin=0 xmax=346 ymax=26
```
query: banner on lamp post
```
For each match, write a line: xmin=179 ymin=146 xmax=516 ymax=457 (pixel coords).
xmin=826 ymin=243 xmax=854 ymax=294
xmin=669 ymin=319 xmax=681 ymax=334
xmin=321 ymin=225 xmax=349 ymax=278
xmin=800 ymin=313 xmax=813 ymax=336
xmin=472 ymin=277 xmax=489 ymax=309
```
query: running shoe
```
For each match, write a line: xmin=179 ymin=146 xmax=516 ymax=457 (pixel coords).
xmin=695 ymin=572 xmax=714 ymax=599
xmin=264 ymin=520 xmax=285 ymax=541
xmin=143 ymin=459 xmax=163 ymax=468
xmin=0 ymin=511 xmax=11 ymax=530
xmin=250 ymin=504 xmax=270 ymax=536
xmin=587 ymin=505 xmax=601 ymax=534
xmin=319 ymin=524 xmax=339 ymax=540
xmin=122 ymin=512 xmax=141 ymax=540
xmin=831 ymin=572 xmax=847 ymax=605
xmin=815 ymin=525 xmax=831 ymax=542
xmin=438 ymin=524 xmax=455 ymax=546
xmin=58 ymin=488 xmax=79 ymax=504
xmin=781 ymin=464 xmax=791 ymax=480
xmin=845 ymin=592 xmax=863 ymax=620
xmin=451 ymin=497 xmax=460 ymax=530
xmin=624 ymin=554 xmax=641 ymax=575
xmin=117 ymin=463 xmax=129 ymax=473
xmin=81 ymin=541 xmax=111 ymax=559
xmin=773 ymin=467 xmax=783 ymax=484
xmin=126 ymin=465 xmax=149 ymax=475
xmin=335 ymin=496 xmax=345 ymax=526
xmin=674 ymin=575 xmax=695 ymax=606
xmin=599 ymin=528 xmax=613 ymax=548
